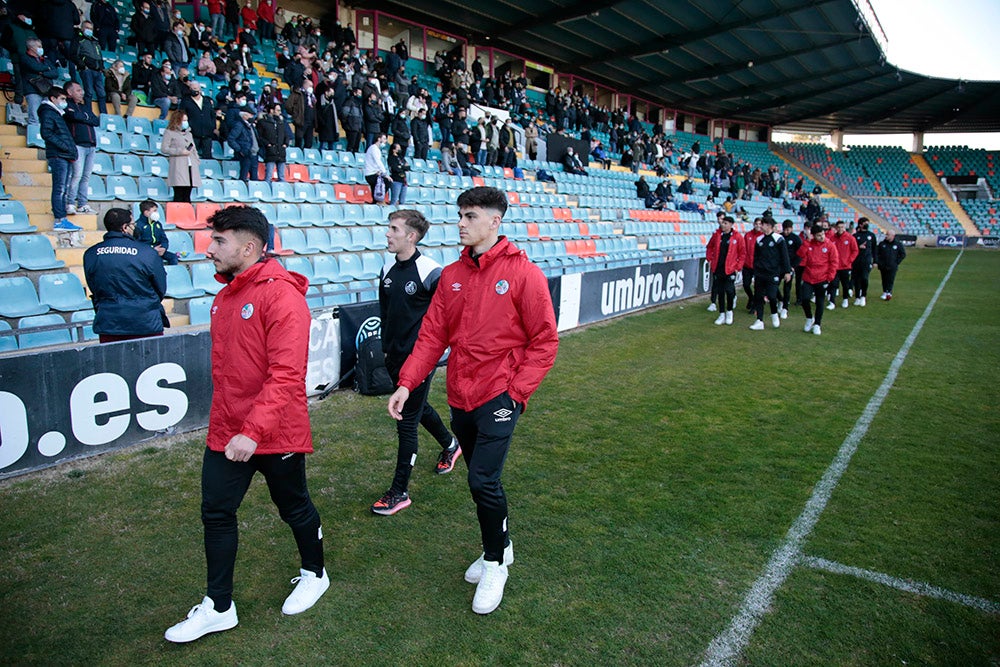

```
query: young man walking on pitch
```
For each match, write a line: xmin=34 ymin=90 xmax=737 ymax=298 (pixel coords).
xmin=371 ymin=209 xmax=460 ymax=516
xmin=827 ymin=219 xmax=859 ymax=309
xmin=705 ymin=214 xmax=744 ymax=325
xmin=780 ymin=218 xmax=803 ymax=317
xmin=741 ymin=216 xmax=763 ymax=312
xmin=165 ymin=206 xmax=328 ymax=643
xmin=387 ymin=186 xmax=559 ymax=615
xmin=749 ymin=215 xmax=791 ymax=331
xmin=876 ymin=229 xmax=906 ymax=300
xmin=797 ymin=221 xmax=839 ymax=336
xmin=852 ymin=218 xmax=877 ymax=306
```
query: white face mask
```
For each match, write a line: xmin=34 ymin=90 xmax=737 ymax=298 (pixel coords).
xmin=36 ymin=46 xmax=44 ymax=57
xmin=117 ymin=67 xmax=126 ymax=75
xmin=149 ymin=210 xmax=161 ymax=221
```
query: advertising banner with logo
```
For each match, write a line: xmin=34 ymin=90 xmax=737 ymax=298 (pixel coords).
xmin=337 ymin=302 xmax=381 ymax=387
xmin=964 ymin=236 xmax=999 ymax=248
xmin=570 ymin=258 xmax=705 ymax=325
xmin=936 ymin=235 xmax=965 ymax=248
xmin=896 ymin=234 xmax=918 ymax=247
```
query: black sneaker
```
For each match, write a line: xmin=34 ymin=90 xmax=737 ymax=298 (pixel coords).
xmin=371 ymin=490 xmax=411 ymax=516
xmin=435 ymin=439 xmax=462 ymax=475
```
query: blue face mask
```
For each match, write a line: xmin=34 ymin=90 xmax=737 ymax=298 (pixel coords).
xmin=58 ymin=100 xmax=68 ymax=110
xmin=84 ymin=29 xmax=94 ymax=38
xmin=181 ymin=120 xmax=189 ymax=130
xmin=36 ymin=46 xmax=44 ymax=57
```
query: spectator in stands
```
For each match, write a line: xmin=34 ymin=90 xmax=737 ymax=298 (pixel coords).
xmin=71 ymin=22 xmax=106 ymax=114
xmin=852 ymin=218 xmax=877 ymax=307
xmin=227 ymin=107 xmax=260 ymax=182
xmin=256 ymin=0 xmax=275 ymax=42
xmin=285 ymin=81 xmax=316 ymax=149
xmin=151 ymin=61 xmax=182 ymax=120
xmin=163 ymin=205 xmax=328 ymax=643
xmin=797 ymin=222 xmax=838 ymax=336
xmin=21 ymin=38 xmax=58 ymax=127
xmin=257 ymin=102 xmax=288 ymax=181
xmin=677 ymin=176 xmax=693 ymax=195
xmin=235 ymin=42 xmax=255 ymax=73
xmin=387 ymin=142 xmax=409 ymax=205
xmin=105 ymin=60 xmax=139 ymax=118
xmin=38 ymin=86 xmax=82 ymax=231
xmin=591 ymin=141 xmax=611 ymax=169
xmin=239 ymin=0 xmax=257 ymax=36
xmin=162 ymin=110 xmax=202 ymax=203
xmin=224 ymin=0 xmax=240 ymax=39
xmin=780 ymin=219 xmax=803 ymax=316
xmin=523 ymin=121 xmax=539 ymax=162
xmin=364 ymin=132 xmax=390 ymax=204
xmin=875 ymin=230 xmax=905 ymax=301
xmin=89 ymin=0 xmax=119 ymax=55
xmin=827 ymin=220 xmax=858 ymax=310
xmin=134 ymin=199 xmax=178 ymax=265
xmin=440 ymin=145 xmax=461 ymax=177
xmin=341 ymin=88 xmax=364 ymax=153
xmin=315 ymin=88 xmax=340 ymax=151
xmin=804 ymin=195 xmax=822 ymax=223
xmin=63 ymin=82 xmax=98 ymax=217
xmin=84 ymin=208 xmax=168 ymax=343
xmin=36 ymin=0 xmax=79 ymax=81
xmin=706 ymin=214 xmax=745 ymax=326
xmin=388 ymin=108 xmax=409 ymax=153
xmin=362 ymin=89 xmax=384 ymax=151
xmin=499 ymin=118 xmax=517 ymax=169
xmin=635 ymin=175 xmax=650 ymax=200
xmin=370 ymin=209 xmax=456 ymax=516
xmin=131 ymin=2 xmax=159 ymax=56
xmin=748 ymin=216 xmax=791 ymax=331
xmin=207 ymin=0 xmax=225 ymax=38
xmin=164 ymin=21 xmax=191 ymax=71
xmin=562 ymin=146 xmax=587 ymax=176
xmin=4 ymin=13 xmax=38 ymax=106
xmin=655 ymin=179 xmax=673 ymax=203
xmin=387 ymin=186 xmax=558 ymax=616
xmin=410 ymin=106 xmax=429 ymax=160
xmin=181 ymin=81 xmax=217 ymax=160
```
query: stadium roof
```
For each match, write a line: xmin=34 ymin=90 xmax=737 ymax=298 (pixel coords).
xmin=363 ymin=0 xmax=1000 ymax=135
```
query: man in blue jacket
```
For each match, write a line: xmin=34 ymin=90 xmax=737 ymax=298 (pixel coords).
xmin=63 ymin=82 xmax=99 ymax=216
xmin=38 ymin=86 xmax=82 ymax=231
xmin=83 ymin=207 xmax=168 ymax=343
xmin=227 ymin=108 xmax=259 ymax=182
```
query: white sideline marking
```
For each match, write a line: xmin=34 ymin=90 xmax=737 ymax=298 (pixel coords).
xmin=698 ymin=251 xmax=965 ymax=667
xmin=800 ymin=556 xmax=1000 ymax=615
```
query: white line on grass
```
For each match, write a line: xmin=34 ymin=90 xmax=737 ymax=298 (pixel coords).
xmin=698 ymin=251 xmax=965 ymax=667
xmin=800 ymin=555 xmax=1000 ymax=615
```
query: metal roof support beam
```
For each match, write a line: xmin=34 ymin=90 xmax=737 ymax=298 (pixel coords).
xmin=778 ymin=78 xmax=924 ymax=125
xmin=493 ymin=0 xmax=625 ymax=37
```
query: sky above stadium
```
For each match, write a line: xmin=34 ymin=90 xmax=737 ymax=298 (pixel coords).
xmin=871 ymin=0 xmax=1000 ymax=81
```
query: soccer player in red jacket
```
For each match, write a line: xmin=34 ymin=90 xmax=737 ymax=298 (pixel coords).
xmin=705 ymin=214 xmax=745 ymax=325
xmin=827 ymin=219 xmax=858 ymax=310
xmin=797 ymin=221 xmax=840 ymax=336
xmin=388 ymin=187 xmax=558 ymax=615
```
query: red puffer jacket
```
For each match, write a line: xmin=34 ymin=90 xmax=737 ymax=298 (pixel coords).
xmin=206 ymin=259 xmax=313 ymax=454
xmin=398 ymin=237 xmax=559 ymax=412
xmin=705 ymin=228 xmax=745 ymax=275
xmin=831 ymin=231 xmax=859 ymax=270
xmin=797 ymin=238 xmax=839 ymax=284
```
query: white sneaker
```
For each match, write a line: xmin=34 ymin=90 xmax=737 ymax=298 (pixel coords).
xmin=812 ymin=324 xmax=822 ymax=336
xmin=853 ymin=298 xmax=861 ymax=306
xmin=803 ymin=318 xmax=814 ymax=332
xmin=780 ymin=308 xmax=788 ymax=319
xmin=860 ymin=296 xmax=866 ymax=307
xmin=472 ymin=561 xmax=509 ymax=614
xmin=841 ymin=299 xmax=849 ymax=309
xmin=465 ymin=541 xmax=514 ymax=584
xmin=282 ymin=568 xmax=330 ymax=615
xmin=826 ymin=302 xmax=835 ymax=311
xmin=77 ymin=204 xmax=96 ymax=214
xmin=880 ymin=293 xmax=888 ymax=300
xmin=749 ymin=320 xmax=765 ymax=331
xmin=66 ymin=204 xmax=77 ymax=215
xmin=848 ymin=288 xmax=854 ymax=298
xmin=714 ymin=313 xmax=726 ymax=325
xmin=771 ymin=313 xmax=780 ymax=329
xmin=164 ymin=596 xmax=238 ymax=643
xmin=707 ymin=302 xmax=717 ymax=312
xmin=724 ymin=311 xmax=733 ymax=325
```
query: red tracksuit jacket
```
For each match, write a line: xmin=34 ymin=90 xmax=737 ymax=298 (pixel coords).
xmin=398 ymin=236 xmax=559 ymax=411
xmin=831 ymin=231 xmax=859 ymax=270
xmin=797 ymin=238 xmax=840 ymax=284
xmin=705 ymin=228 xmax=745 ymax=275
xmin=743 ymin=229 xmax=762 ymax=269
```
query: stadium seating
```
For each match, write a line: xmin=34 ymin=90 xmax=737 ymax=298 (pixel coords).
xmin=0 ymin=320 xmax=17 ymax=352
xmin=10 ymin=235 xmax=65 ymax=270
xmin=37 ymin=273 xmax=91 ymax=312
xmin=17 ymin=314 xmax=73 ymax=350
xmin=164 ymin=265 xmax=207 ymax=299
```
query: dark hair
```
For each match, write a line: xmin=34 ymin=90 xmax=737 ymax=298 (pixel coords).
xmin=722 ymin=215 xmax=735 ymax=224
xmin=139 ymin=198 xmax=158 ymax=213
xmin=207 ymin=205 xmax=269 ymax=248
xmin=104 ymin=207 xmax=132 ymax=232
xmin=782 ymin=219 xmax=794 ymax=229
xmin=457 ymin=186 xmax=508 ymax=217
xmin=47 ymin=86 xmax=67 ymax=99
xmin=811 ymin=222 xmax=825 ymax=234
xmin=389 ymin=209 xmax=430 ymax=241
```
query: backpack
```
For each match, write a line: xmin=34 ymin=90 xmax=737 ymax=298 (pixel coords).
xmin=354 ymin=335 xmax=394 ymax=396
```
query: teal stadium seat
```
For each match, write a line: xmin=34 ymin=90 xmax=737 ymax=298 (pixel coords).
xmin=10 ymin=235 xmax=65 ymax=270
xmin=0 ymin=239 xmax=19 ymax=272
xmin=164 ymin=265 xmax=207 ymax=299
xmin=0 ymin=200 xmax=37 ymax=233
xmin=188 ymin=296 xmax=214 ymax=325
xmin=37 ymin=273 xmax=90 ymax=311
xmin=190 ymin=262 xmax=223 ymax=294
xmin=0 ymin=320 xmax=17 ymax=351
xmin=70 ymin=309 xmax=97 ymax=341
xmin=17 ymin=314 xmax=72 ymax=349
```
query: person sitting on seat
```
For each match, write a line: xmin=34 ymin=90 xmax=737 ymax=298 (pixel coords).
xmin=562 ymin=146 xmax=587 ymax=176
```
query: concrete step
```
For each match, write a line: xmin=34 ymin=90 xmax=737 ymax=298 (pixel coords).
xmin=54 ymin=245 xmax=86 ymax=266
xmin=6 ymin=184 xmax=51 ymax=200
xmin=30 ymin=213 xmax=100 ymax=231
xmin=1 ymin=146 xmax=42 ymax=161
xmin=22 ymin=199 xmax=53 ymax=214
xmin=8 ymin=171 xmax=51 ymax=187
xmin=0 ymin=123 xmax=23 ymax=136
xmin=3 ymin=158 xmax=48 ymax=173
xmin=168 ymin=313 xmax=188 ymax=328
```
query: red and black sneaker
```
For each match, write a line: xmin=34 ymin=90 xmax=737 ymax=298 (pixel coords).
xmin=371 ymin=490 xmax=411 ymax=516
xmin=435 ymin=439 xmax=462 ymax=475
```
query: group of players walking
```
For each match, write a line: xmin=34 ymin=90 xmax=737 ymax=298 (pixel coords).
xmin=706 ymin=212 xmax=906 ymax=335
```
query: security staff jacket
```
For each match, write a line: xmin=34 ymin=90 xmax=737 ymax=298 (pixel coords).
xmin=83 ymin=230 xmax=167 ymax=335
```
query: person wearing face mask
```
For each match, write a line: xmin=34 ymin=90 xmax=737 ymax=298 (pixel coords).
xmin=180 ymin=82 xmax=217 ymax=160
xmin=340 ymin=87 xmax=364 ymax=153
xmin=255 ymin=0 xmax=275 ymax=42
xmin=134 ymin=200 xmax=178 ymax=265
xmin=105 ymin=60 xmax=139 ymax=118
xmin=410 ymin=107 xmax=430 ymax=160
xmin=21 ymin=38 xmax=58 ymax=127
xmin=161 ymin=110 xmax=202 ymax=202
xmin=284 ymin=82 xmax=316 ymax=149
xmin=90 ymin=0 xmax=120 ymax=52
xmin=314 ymin=88 xmax=338 ymax=151
xmin=257 ymin=103 xmax=288 ymax=181
xmin=5 ymin=14 xmax=39 ymax=106
xmin=151 ymin=62 xmax=182 ymax=120
xmin=71 ymin=22 xmax=108 ymax=113
xmin=164 ymin=20 xmax=191 ymax=71
xmin=39 ymin=87 xmax=83 ymax=231
xmin=207 ymin=0 xmax=225 ymax=38
xmin=130 ymin=2 xmax=159 ymax=61
xmin=63 ymin=82 xmax=99 ymax=217
xmin=237 ymin=42 xmax=255 ymax=71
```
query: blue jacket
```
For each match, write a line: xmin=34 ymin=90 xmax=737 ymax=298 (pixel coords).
xmin=227 ymin=117 xmax=257 ymax=158
xmin=83 ymin=231 xmax=168 ymax=335
xmin=38 ymin=102 xmax=77 ymax=161
xmin=133 ymin=214 xmax=170 ymax=251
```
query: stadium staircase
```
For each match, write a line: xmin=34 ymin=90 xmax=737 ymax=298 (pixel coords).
xmin=909 ymin=153 xmax=978 ymax=235
xmin=768 ymin=142 xmax=885 ymax=229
